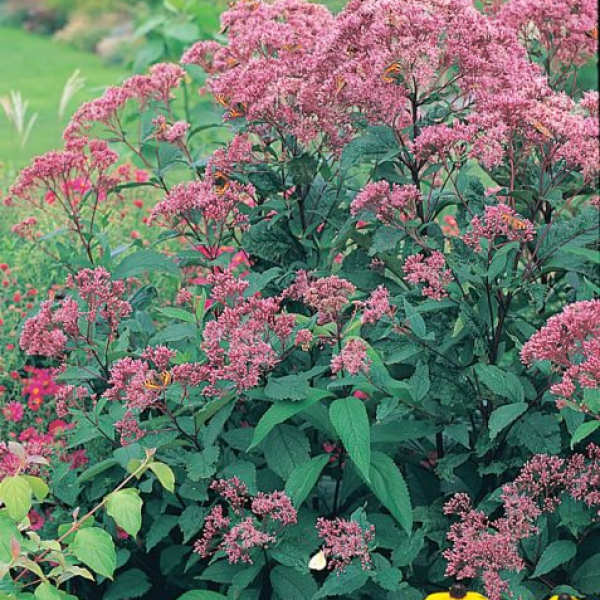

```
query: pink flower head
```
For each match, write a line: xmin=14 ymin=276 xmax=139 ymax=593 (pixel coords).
xmin=68 ymin=267 xmax=132 ymax=333
xmin=331 ymin=339 xmax=370 ymax=376
xmin=150 ymin=177 xmax=253 ymax=241
xmin=463 ymin=203 xmax=535 ymax=252
xmin=358 ymin=285 xmax=392 ymax=325
xmin=194 ymin=481 xmax=296 ymax=564
xmin=521 ymin=299 xmax=600 ymax=405
xmin=351 ymin=182 xmax=420 ymax=225
xmin=285 ymin=271 xmax=356 ymax=325
xmin=404 ymin=251 xmax=454 ymax=300
xmin=2 ymin=401 xmax=24 ymax=423
xmin=20 ymin=299 xmax=79 ymax=358
xmin=251 ymin=491 xmax=298 ymax=525
xmin=316 ymin=517 xmax=375 ymax=571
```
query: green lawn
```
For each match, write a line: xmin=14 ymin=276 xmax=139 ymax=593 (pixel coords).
xmin=0 ymin=27 xmax=127 ymax=168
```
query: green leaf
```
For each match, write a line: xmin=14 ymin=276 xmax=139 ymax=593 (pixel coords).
xmin=516 ymin=414 xmax=561 ymax=454
xmin=250 ymin=390 xmax=329 ymax=449
xmin=403 ymin=299 xmax=427 ymax=339
xmin=371 ymin=421 xmax=438 ymax=444
xmin=106 ymin=489 xmax=143 ymax=538
xmin=176 ymin=593 xmax=227 ymax=600
xmin=0 ymin=476 xmax=32 ymax=521
xmin=113 ymin=250 xmax=179 ymax=279
xmin=285 ymin=455 xmax=329 ymax=507
xmin=103 ymin=569 xmax=152 ymax=600
xmin=187 ymin=447 xmax=220 ymax=482
xmin=261 ymin=425 xmax=310 ymax=479
xmin=488 ymin=403 xmax=528 ymax=440
xmin=264 ymin=374 xmax=310 ymax=401
xmin=313 ymin=564 xmax=370 ymax=598
xmin=409 ymin=362 xmax=430 ymax=403
xmin=330 ymin=397 xmax=371 ymax=483
xmin=156 ymin=307 xmax=196 ymax=324
xmin=367 ymin=452 xmax=412 ymax=533
xmin=145 ymin=516 xmax=178 ymax=552
xmin=34 ymin=584 xmax=61 ymax=600
xmin=583 ymin=387 xmax=600 ymax=413
xmin=532 ymin=541 xmax=577 ymax=578
xmin=271 ymin=566 xmax=317 ymax=600
xmin=572 ymin=554 xmax=600 ymax=593
xmin=475 ymin=364 xmax=524 ymax=403
xmin=70 ymin=527 xmax=117 ymax=579
xmin=22 ymin=477 xmax=49 ymax=502
xmin=148 ymin=462 xmax=175 ymax=493
xmin=571 ymin=421 xmax=600 ymax=448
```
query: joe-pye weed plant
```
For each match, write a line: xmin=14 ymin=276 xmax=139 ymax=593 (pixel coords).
xmin=1 ymin=0 xmax=599 ymax=599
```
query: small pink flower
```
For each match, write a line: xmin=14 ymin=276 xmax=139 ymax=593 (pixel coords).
xmin=2 ymin=401 xmax=24 ymax=423
xmin=331 ymin=339 xmax=370 ymax=376
xmin=316 ymin=517 xmax=375 ymax=571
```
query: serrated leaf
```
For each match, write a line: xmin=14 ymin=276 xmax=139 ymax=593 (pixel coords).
xmin=261 ymin=425 xmax=310 ymax=479
xmin=113 ymin=250 xmax=179 ymax=279
xmin=330 ymin=397 xmax=371 ymax=483
xmin=145 ymin=516 xmax=178 ymax=552
xmin=156 ymin=307 xmax=196 ymax=324
xmin=367 ymin=452 xmax=412 ymax=533
xmin=488 ymin=403 xmax=528 ymax=440
xmin=176 ymin=592 xmax=227 ymax=600
xmin=532 ymin=541 xmax=577 ymax=578
xmin=285 ymin=455 xmax=329 ymax=507
xmin=313 ymin=564 xmax=370 ymax=598
xmin=104 ymin=568 xmax=152 ymax=600
xmin=250 ymin=390 xmax=329 ymax=449
xmin=271 ymin=566 xmax=317 ymax=600
xmin=571 ymin=421 xmax=600 ymax=448
xmin=475 ymin=364 xmax=524 ymax=403
xmin=572 ymin=554 xmax=600 ymax=593
xmin=264 ymin=374 xmax=310 ymax=401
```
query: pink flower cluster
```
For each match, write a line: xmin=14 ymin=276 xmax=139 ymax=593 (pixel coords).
xmin=463 ymin=203 xmax=535 ymax=252
xmin=404 ymin=251 xmax=454 ymax=300
xmin=8 ymin=139 xmax=123 ymax=239
xmin=150 ymin=175 xmax=254 ymax=243
xmin=199 ymin=273 xmax=295 ymax=396
xmin=20 ymin=298 xmax=79 ymax=358
xmin=64 ymin=63 xmax=186 ymax=140
xmin=316 ymin=517 xmax=375 ymax=571
xmin=285 ymin=271 xmax=356 ymax=325
xmin=494 ymin=0 xmax=598 ymax=75
xmin=68 ymin=267 xmax=132 ymax=332
xmin=444 ymin=445 xmax=600 ymax=600
xmin=358 ymin=285 xmax=393 ymax=325
xmin=331 ymin=339 xmax=370 ymax=376
xmin=351 ymin=182 xmax=420 ymax=225
xmin=20 ymin=267 xmax=132 ymax=358
xmin=194 ymin=477 xmax=297 ymax=564
xmin=521 ymin=299 xmax=600 ymax=406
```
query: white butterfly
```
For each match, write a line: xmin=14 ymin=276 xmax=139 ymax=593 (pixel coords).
xmin=308 ymin=550 xmax=327 ymax=571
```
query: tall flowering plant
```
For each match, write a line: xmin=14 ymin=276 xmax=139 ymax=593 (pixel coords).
xmin=1 ymin=0 xmax=599 ymax=599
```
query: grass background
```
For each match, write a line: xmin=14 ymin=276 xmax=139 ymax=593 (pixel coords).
xmin=0 ymin=27 xmax=127 ymax=168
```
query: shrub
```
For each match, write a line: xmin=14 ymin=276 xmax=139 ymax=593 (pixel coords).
xmin=1 ymin=0 xmax=599 ymax=599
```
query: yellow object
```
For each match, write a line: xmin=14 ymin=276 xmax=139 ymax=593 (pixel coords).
xmin=425 ymin=590 xmax=487 ymax=600
xmin=549 ymin=595 xmax=580 ymax=600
